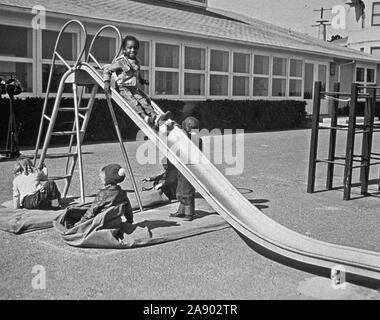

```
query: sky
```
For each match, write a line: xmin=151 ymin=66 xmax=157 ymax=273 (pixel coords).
xmin=208 ymin=0 xmax=348 ymax=38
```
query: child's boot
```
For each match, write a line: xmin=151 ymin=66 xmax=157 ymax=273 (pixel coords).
xmin=170 ymin=203 xmax=185 ymax=218
xmin=155 ymin=111 xmax=172 ymax=127
xmin=183 ymin=198 xmax=195 ymax=221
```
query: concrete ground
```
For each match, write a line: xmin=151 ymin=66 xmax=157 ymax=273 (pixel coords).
xmin=1 ymin=129 xmax=380 ymax=300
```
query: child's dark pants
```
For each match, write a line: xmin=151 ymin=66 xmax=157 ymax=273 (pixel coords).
xmin=22 ymin=181 xmax=61 ymax=209
xmin=119 ymin=86 xmax=156 ymax=118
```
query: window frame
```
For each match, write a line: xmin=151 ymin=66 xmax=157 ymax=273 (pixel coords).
xmin=271 ymin=55 xmax=288 ymax=98
xmin=208 ymin=48 xmax=231 ymax=98
xmin=355 ymin=65 xmax=377 ymax=92
xmin=252 ymin=53 xmax=271 ymax=98
xmin=153 ymin=41 xmax=181 ymax=98
xmin=38 ymin=27 xmax=81 ymax=97
xmin=288 ymin=58 xmax=304 ymax=98
xmin=372 ymin=2 xmax=380 ymax=26
xmin=232 ymin=50 xmax=251 ymax=98
xmin=0 ymin=23 xmax=36 ymax=95
xmin=183 ymin=44 xmax=207 ymax=98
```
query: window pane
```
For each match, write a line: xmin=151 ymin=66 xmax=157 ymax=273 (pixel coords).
xmin=185 ymin=47 xmax=205 ymax=70
xmin=87 ymin=35 xmax=116 ymax=64
xmin=290 ymin=59 xmax=303 ymax=77
xmin=210 ymin=50 xmax=229 ymax=72
xmin=273 ymin=57 xmax=287 ymax=76
xmin=42 ymin=30 xmax=77 ymax=60
xmin=138 ymin=70 xmax=149 ymax=91
xmin=185 ymin=73 xmax=205 ymax=95
xmin=356 ymin=67 xmax=365 ymax=82
xmin=289 ymin=79 xmax=302 ymax=97
xmin=304 ymin=63 xmax=314 ymax=99
xmin=367 ymin=69 xmax=375 ymax=83
xmin=0 ymin=62 xmax=33 ymax=92
xmin=371 ymin=47 xmax=380 ymax=57
xmin=318 ymin=64 xmax=327 ymax=91
xmin=0 ymin=25 xmax=32 ymax=58
xmin=42 ymin=64 xmax=72 ymax=93
xmin=253 ymin=77 xmax=268 ymax=96
xmin=233 ymin=52 xmax=250 ymax=73
xmin=155 ymin=43 xmax=179 ymax=68
xmin=155 ymin=71 xmax=179 ymax=95
xmin=272 ymin=78 xmax=286 ymax=96
xmin=210 ymin=74 xmax=228 ymax=95
xmin=254 ymin=55 xmax=269 ymax=75
xmin=373 ymin=15 xmax=380 ymax=25
xmin=233 ymin=76 xmax=249 ymax=96
xmin=139 ymin=41 xmax=150 ymax=66
xmin=374 ymin=3 xmax=380 ymax=14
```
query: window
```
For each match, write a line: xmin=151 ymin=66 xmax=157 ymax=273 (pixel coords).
xmin=272 ymin=57 xmax=287 ymax=96
xmin=0 ymin=25 xmax=33 ymax=93
xmin=318 ymin=64 xmax=327 ymax=92
xmin=209 ymin=49 xmax=229 ymax=96
xmin=210 ymin=49 xmax=229 ymax=72
xmin=233 ymin=52 xmax=250 ymax=96
xmin=86 ymin=35 xmax=117 ymax=64
xmin=184 ymin=46 xmax=205 ymax=96
xmin=155 ymin=43 xmax=180 ymax=95
xmin=42 ymin=30 xmax=77 ymax=61
xmin=371 ymin=47 xmax=380 ymax=58
xmin=289 ymin=59 xmax=303 ymax=97
xmin=356 ymin=66 xmax=376 ymax=92
xmin=138 ymin=41 xmax=150 ymax=92
xmin=372 ymin=2 xmax=380 ymax=26
xmin=41 ymin=30 xmax=78 ymax=93
xmin=304 ymin=63 xmax=314 ymax=99
xmin=253 ymin=55 xmax=269 ymax=96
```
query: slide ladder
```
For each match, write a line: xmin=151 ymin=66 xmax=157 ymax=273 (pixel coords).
xmin=33 ymin=21 xmax=143 ymax=210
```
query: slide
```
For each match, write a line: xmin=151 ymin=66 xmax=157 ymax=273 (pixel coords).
xmin=79 ymin=62 xmax=380 ymax=285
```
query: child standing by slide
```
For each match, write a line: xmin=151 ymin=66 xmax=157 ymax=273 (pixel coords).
xmin=12 ymin=156 xmax=61 ymax=210
xmin=103 ymin=35 xmax=172 ymax=129
xmin=171 ymin=117 xmax=203 ymax=221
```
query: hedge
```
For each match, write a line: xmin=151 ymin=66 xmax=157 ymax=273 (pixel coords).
xmin=338 ymin=101 xmax=380 ymax=117
xmin=192 ymin=99 xmax=307 ymax=131
xmin=0 ymin=97 xmax=306 ymax=147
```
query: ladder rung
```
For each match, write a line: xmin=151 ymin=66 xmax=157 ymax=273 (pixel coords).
xmin=59 ymin=108 xmax=89 ymax=112
xmin=43 ymin=114 xmax=51 ymax=121
xmin=78 ymin=113 xmax=86 ymax=119
xmin=52 ymin=130 xmax=85 ymax=136
xmin=48 ymin=175 xmax=71 ymax=181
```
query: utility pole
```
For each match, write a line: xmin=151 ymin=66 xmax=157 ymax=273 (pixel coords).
xmin=312 ymin=7 xmax=331 ymax=41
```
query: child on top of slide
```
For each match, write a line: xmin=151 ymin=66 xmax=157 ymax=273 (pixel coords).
xmin=103 ymin=35 xmax=172 ymax=130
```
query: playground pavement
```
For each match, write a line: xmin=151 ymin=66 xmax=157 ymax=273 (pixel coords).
xmin=1 ymin=129 xmax=380 ymax=300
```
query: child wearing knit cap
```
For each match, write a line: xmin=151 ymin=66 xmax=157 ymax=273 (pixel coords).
xmin=77 ymin=163 xmax=133 ymax=225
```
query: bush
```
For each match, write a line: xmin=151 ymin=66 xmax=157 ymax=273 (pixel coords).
xmin=0 ymin=97 xmax=306 ymax=148
xmin=191 ymin=100 xmax=307 ymax=131
xmin=338 ymin=101 xmax=380 ymax=117
xmin=0 ymin=97 xmax=185 ymax=147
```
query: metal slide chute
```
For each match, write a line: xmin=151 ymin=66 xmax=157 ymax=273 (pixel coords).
xmin=78 ymin=61 xmax=380 ymax=286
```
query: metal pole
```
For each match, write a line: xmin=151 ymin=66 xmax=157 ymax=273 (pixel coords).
xmin=105 ymin=92 xmax=144 ymax=212
xmin=343 ymin=83 xmax=358 ymax=200
xmin=73 ymin=83 xmax=85 ymax=203
xmin=326 ymin=82 xmax=340 ymax=190
xmin=307 ymin=81 xmax=322 ymax=193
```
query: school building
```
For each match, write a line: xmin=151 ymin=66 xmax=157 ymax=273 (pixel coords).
xmin=0 ymin=0 xmax=380 ymax=115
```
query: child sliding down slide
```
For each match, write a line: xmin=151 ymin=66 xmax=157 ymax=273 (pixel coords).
xmin=103 ymin=35 xmax=172 ymax=130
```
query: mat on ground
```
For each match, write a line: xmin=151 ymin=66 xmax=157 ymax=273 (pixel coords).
xmin=0 ymin=190 xmax=170 ymax=234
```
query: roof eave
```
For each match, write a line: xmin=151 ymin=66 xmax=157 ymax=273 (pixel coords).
xmin=1 ymin=4 xmax=380 ymax=65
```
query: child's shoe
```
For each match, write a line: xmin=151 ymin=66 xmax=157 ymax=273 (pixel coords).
xmin=155 ymin=111 xmax=172 ymax=127
xmin=183 ymin=205 xmax=194 ymax=221
xmin=50 ymin=198 xmax=62 ymax=210
xmin=170 ymin=203 xmax=185 ymax=218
